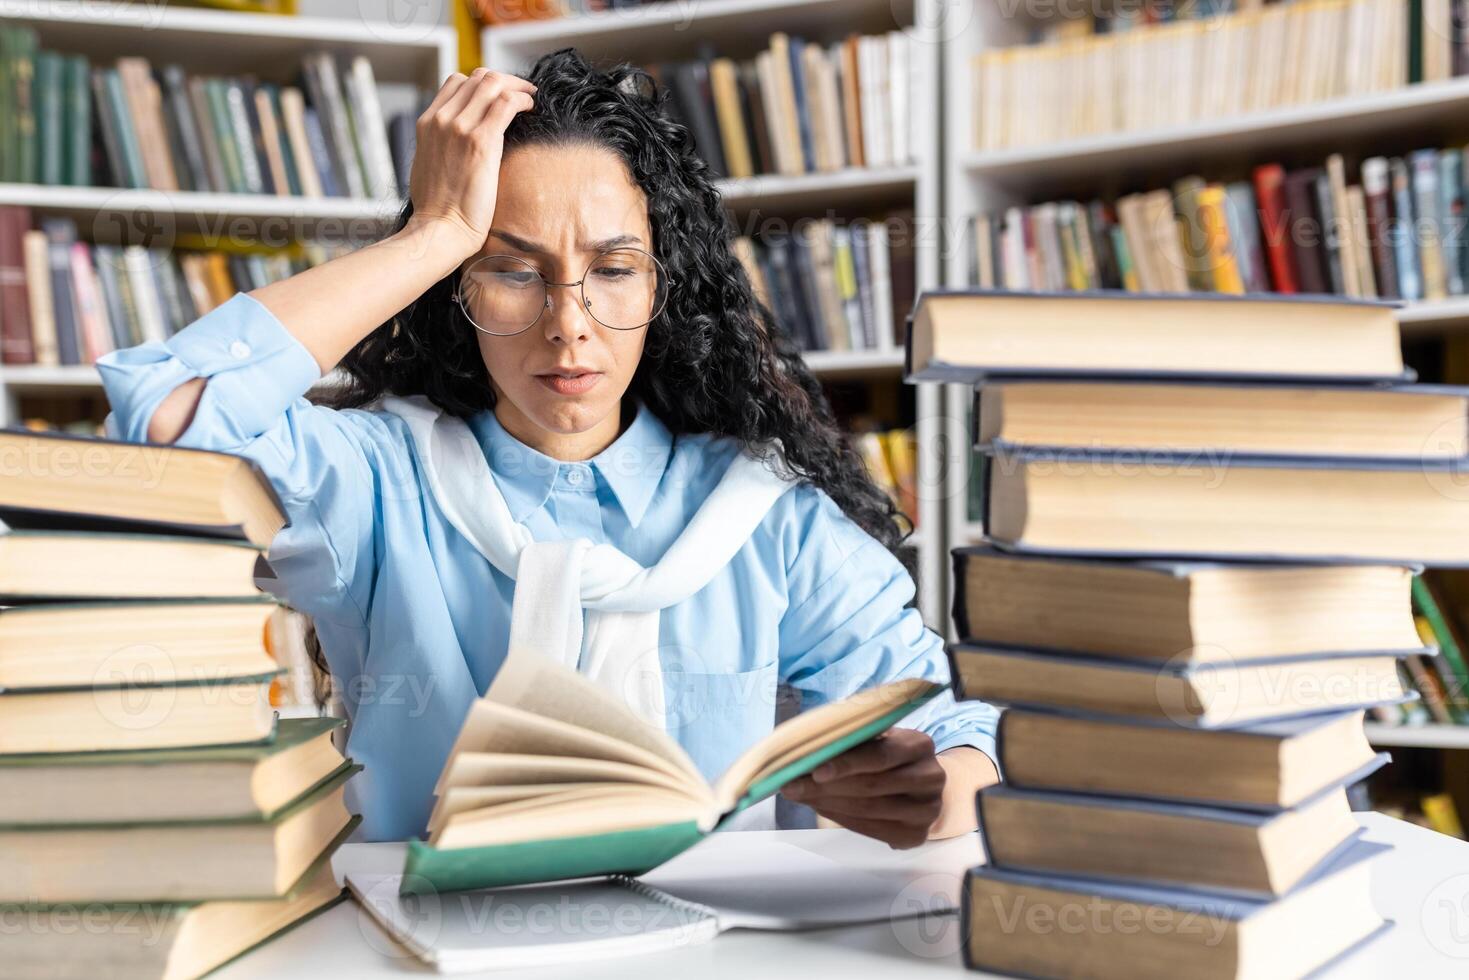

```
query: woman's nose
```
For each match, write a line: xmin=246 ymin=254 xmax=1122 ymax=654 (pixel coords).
xmin=541 ymin=284 xmax=593 ymax=345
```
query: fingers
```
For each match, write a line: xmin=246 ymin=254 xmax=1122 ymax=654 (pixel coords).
xmin=785 ymin=758 xmax=945 ymax=798
xmin=810 ymin=729 xmax=935 ymax=783
xmin=420 ymin=68 xmax=537 ymax=128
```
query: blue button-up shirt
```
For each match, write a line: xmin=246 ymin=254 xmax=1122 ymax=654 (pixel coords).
xmin=97 ymin=292 xmax=999 ymax=841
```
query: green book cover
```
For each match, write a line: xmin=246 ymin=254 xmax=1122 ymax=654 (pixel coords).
xmin=99 ymin=68 xmax=146 ymax=189
xmin=12 ymin=27 xmax=38 ymax=184
xmin=33 ymin=50 xmax=62 ymax=186
xmin=1413 ymin=575 xmax=1469 ymax=719
xmin=401 ymin=684 xmax=941 ymax=895
xmin=206 ymin=77 xmax=245 ymax=194
xmin=62 ymin=54 xmax=90 ymax=187
xmin=0 ymin=28 xmax=14 ymax=182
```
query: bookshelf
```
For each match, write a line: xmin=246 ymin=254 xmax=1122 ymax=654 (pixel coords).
xmin=0 ymin=3 xmax=453 ymax=424
xmin=484 ymin=0 xmax=950 ymax=623
xmin=938 ymin=2 xmax=1469 ymax=633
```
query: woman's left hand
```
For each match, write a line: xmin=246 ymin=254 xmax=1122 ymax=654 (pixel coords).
xmin=781 ymin=729 xmax=947 ymax=849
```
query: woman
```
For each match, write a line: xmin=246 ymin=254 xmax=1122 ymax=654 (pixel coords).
xmin=99 ymin=50 xmax=1000 ymax=846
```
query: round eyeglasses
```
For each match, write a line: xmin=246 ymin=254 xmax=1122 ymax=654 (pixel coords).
xmin=456 ymin=247 xmax=672 ymax=336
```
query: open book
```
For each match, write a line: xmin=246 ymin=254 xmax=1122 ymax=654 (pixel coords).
xmin=403 ymin=653 xmax=941 ymax=894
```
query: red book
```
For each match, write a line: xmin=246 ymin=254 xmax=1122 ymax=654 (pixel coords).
xmin=1361 ymin=157 xmax=1400 ymax=301
xmin=1252 ymin=164 xmax=1299 ymax=294
xmin=0 ymin=205 xmax=34 ymax=365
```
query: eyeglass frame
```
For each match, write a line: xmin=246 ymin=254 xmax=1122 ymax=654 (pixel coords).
xmin=454 ymin=247 xmax=676 ymax=337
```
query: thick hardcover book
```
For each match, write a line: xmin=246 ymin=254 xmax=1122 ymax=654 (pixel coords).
xmin=904 ymin=288 xmax=1407 ymax=384
xmin=962 ymin=840 xmax=1389 ymax=980
xmin=978 ymin=444 xmax=1469 ymax=565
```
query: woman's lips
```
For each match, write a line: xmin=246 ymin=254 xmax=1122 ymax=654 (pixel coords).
xmin=536 ymin=372 xmax=602 ymax=395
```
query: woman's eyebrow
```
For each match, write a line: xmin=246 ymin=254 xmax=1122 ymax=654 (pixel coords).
xmin=487 ymin=229 xmax=645 ymax=253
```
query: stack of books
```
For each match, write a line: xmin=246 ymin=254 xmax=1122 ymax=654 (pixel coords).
xmin=905 ymin=289 xmax=1468 ymax=978
xmin=0 ymin=429 xmax=360 ymax=980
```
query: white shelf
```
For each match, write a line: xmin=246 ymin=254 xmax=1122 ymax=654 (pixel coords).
xmin=1365 ymin=723 xmax=1469 ymax=750
xmin=0 ymin=0 xmax=456 ymax=86
xmin=484 ymin=0 xmax=916 ymax=64
xmin=960 ymin=78 xmax=1469 ymax=196
xmin=801 ymin=348 xmax=904 ymax=378
xmin=0 ymin=185 xmax=405 ymax=236
xmin=1398 ymin=298 xmax=1469 ymax=335
xmin=715 ymin=166 xmax=918 ymax=212
xmin=0 ymin=364 xmax=102 ymax=389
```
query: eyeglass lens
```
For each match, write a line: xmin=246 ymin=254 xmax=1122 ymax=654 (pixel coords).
xmin=460 ymin=248 xmax=667 ymax=335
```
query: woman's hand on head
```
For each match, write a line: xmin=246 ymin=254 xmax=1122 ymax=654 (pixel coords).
xmin=407 ymin=68 xmax=538 ymax=262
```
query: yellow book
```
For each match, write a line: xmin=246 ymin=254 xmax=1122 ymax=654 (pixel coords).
xmin=1422 ymin=792 xmax=1465 ymax=839
xmin=1197 ymin=185 xmax=1246 ymax=294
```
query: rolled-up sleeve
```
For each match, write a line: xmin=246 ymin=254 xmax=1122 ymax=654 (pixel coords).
xmin=96 ymin=292 xmax=384 ymax=635
xmin=776 ymin=486 xmax=1000 ymax=765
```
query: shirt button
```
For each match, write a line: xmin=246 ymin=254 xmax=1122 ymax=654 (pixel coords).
xmin=566 ymin=467 xmax=585 ymax=486
xmin=229 ymin=340 xmax=251 ymax=360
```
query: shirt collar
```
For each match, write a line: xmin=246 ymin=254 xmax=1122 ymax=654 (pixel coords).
xmin=470 ymin=400 xmax=673 ymax=529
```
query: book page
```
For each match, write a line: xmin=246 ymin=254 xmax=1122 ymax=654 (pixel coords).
xmin=432 ymin=787 xmax=710 ymax=849
xmin=434 ymin=703 xmax=696 ymax=797
xmin=483 ymin=649 xmax=703 ymax=783
xmin=711 ymin=678 xmax=936 ymax=810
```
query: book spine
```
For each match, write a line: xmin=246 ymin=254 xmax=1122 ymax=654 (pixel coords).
xmin=1362 ymin=157 xmax=1400 ymax=300
xmin=1251 ymin=164 xmax=1298 ymax=293
xmin=22 ymin=229 xmax=58 ymax=365
xmin=41 ymin=218 xmax=81 ymax=365
xmin=187 ymin=76 xmax=228 ymax=195
xmin=34 ymin=51 xmax=63 ymax=186
xmin=224 ymin=78 xmax=266 ymax=195
xmin=1284 ymin=170 xmax=1329 ymax=294
xmin=1313 ymin=172 xmax=1346 ymax=294
xmin=1439 ymin=148 xmax=1465 ymax=295
xmin=62 ymin=55 xmax=90 ymax=187
xmin=12 ymin=27 xmax=38 ymax=184
xmin=161 ymin=65 xmax=211 ymax=194
xmin=0 ymin=205 xmax=34 ymax=364
xmin=1412 ymin=148 xmax=1448 ymax=300
xmin=68 ymin=241 xmax=112 ymax=364
xmin=101 ymin=68 xmax=148 ymax=189
xmin=1390 ymin=157 xmax=1424 ymax=300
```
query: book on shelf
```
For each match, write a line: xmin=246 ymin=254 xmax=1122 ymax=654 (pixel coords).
xmin=404 ymin=649 xmax=940 ymax=893
xmin=995 ymin=708 xmax=1387 ymax=812
xmin=732 ymin=210 xmax=908 ymax=354
xmin=962 ymin=840 xmax=1388 ymax=980
xmin=645 ymin=30 xmax=916 ymax=181
xmin=967 ymin=145 xmax=1469 ymax=306
xmin=972 ymin=379 xmax=1469 ymax=459
xmin=0 ymin=205 xmax=349 ymax=367
xmin=852 ymin=428 xmax=918 ymax=527
xmin=948 ymin=642 xmax=1418 ymax=728
xmin=972 ymin=0 xmax=1421 ymax=152
xmin=905 ymin=289 xmax=1405 ymax=383
xmin=0 ymin=24 xmax=420 ymax=199
xmin=0 ymin=716 xmax=347 ymax=825
xmin=951 ymin=548 xmax=1423 ymax=664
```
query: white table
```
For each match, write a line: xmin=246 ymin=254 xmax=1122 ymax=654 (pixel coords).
xmin=215 ymin=814 xmax=1469 ymax=978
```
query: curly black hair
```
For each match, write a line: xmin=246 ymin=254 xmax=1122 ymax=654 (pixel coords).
xmin=324 ymin=47 xmax=908 ymax=554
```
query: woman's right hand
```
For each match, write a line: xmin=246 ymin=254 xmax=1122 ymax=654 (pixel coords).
xmin=406 ymin=68 xmax=538 ymax=262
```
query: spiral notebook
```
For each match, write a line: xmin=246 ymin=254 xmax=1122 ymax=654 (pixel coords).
xmin=347 ymin=830 xmax=980 ymax=972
